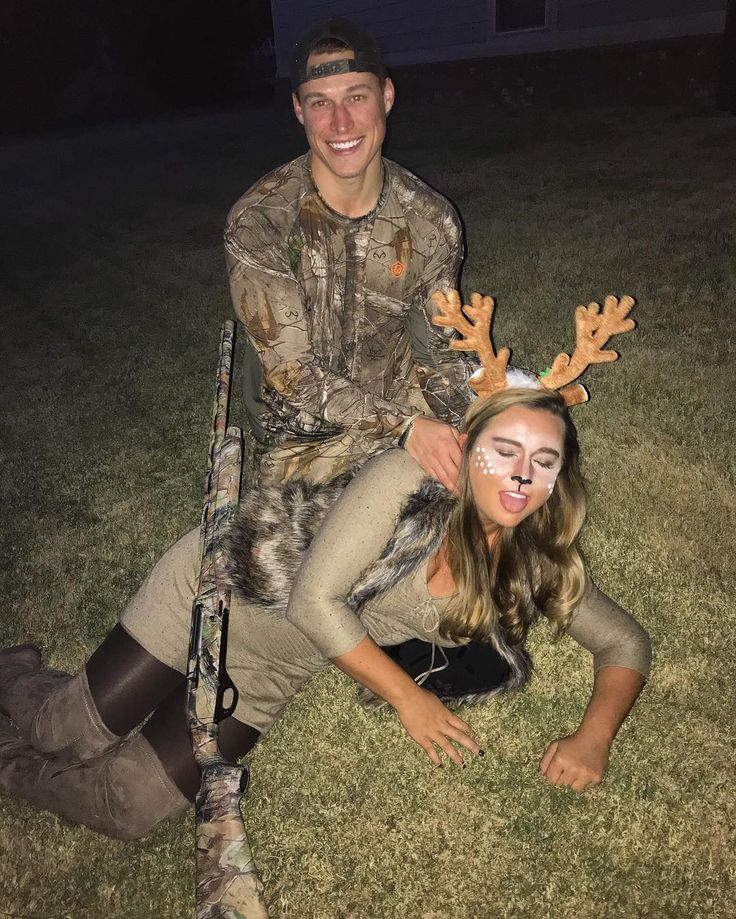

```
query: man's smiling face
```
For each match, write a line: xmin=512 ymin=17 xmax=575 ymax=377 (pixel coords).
xmin=292 ymin=50 xmax=394 ymax=187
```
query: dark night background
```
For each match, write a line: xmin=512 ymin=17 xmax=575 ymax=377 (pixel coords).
xmin=0 ymin=0 xmax=276 ymax=135
xmin=1 ymin=1 xmax=734 ymax=137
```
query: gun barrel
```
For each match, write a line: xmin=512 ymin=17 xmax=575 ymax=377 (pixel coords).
xmin=189 ymin=321 xmax=270 ymax=919
xmin=209 ymin=319 xmax=236 ymax=460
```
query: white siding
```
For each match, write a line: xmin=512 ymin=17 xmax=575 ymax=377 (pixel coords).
xmin=557 ymin=0 xmax=725 ymax=31
xmin=272 ymin=0 xmax=488 ymax=75
xmin=272 ymin=0 xmax=727 ymax=75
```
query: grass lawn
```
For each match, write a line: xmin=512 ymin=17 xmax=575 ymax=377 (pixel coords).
xmin=0 ymin=90 xmax=734 ymax=919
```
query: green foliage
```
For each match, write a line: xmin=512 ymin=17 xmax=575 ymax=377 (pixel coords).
xmin=1 ymin=100 xmax=734 ymax=917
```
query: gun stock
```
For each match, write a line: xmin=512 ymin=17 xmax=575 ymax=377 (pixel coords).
xmin=187 ymin=320 xmax=269 ymax=919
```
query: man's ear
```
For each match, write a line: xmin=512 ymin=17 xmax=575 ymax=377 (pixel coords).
xmin=292 ymin=91 xmax=305 ymax=125
xmin=383 ymin=77 xmax=395 ymax=115
xmin=458 ymin=432 xmax=469 ymax=452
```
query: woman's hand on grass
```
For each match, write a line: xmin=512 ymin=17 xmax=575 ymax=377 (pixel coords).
xmin=539 ymin=666 xmax=645 ymax=792
xmin=539 ymin=732 xmax=610 ymax=792
xmin=395 ymin=687 xmax=482 ymax=766
xmin=331 ymin=636 xmax=482 ymax=766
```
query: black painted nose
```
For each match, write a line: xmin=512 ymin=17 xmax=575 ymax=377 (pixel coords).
xmin=511 ymin=475 xmax=532 ymax=486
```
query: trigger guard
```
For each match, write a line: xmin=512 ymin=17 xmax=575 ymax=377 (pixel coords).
xmin=214 ymin=674 xmax=239 ymax=722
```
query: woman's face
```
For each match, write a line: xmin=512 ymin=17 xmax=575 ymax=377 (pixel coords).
xmin=467 ymin=405 xmax=565 ymax=531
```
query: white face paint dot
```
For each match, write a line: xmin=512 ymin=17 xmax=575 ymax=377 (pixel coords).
xmin=474 ymin=446 xmax=496 ymax=475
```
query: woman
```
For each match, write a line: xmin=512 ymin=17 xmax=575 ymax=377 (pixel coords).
xmin=0 ymin=386 xmax=651 ymax=840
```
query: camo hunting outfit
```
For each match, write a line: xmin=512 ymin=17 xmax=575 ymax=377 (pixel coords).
xmin=225 ymin=154 xmax=474 ymax=484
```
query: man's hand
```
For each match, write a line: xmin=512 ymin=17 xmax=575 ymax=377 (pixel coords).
xmin=539 ymin=731 xmax=611 ymax=793
xmin=395 ymin=686 xmax=482 ymax=767
xmin=404 ymin=416 xmax=462 ymax=492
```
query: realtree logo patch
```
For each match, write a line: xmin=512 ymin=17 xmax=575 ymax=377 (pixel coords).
xmin=389 ymin=260 xmax=405 ymax=278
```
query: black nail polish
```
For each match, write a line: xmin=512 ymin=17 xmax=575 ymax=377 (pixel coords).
xmin=478 ymin=749 xmax=486 ymax=757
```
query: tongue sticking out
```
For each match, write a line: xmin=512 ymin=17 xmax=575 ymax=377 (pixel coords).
xmin=499 ymin=491 xmax=528 ymax=513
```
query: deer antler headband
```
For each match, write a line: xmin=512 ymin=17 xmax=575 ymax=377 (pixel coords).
xmin=431 ymin=290 xmax=636 ymax=407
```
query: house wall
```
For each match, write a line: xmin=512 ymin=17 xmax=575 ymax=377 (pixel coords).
xmin=271 ymin=0 xmax=726 ymax=76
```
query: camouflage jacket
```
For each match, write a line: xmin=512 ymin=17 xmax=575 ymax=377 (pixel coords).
xmin=225 ymin=154 xmax=475 ymax=484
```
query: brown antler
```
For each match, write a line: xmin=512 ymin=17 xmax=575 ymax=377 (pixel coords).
xmin=431 ymin=290 xmax=510 ymax=398
xmin=540 ymin=295 xmax=636 ymax=406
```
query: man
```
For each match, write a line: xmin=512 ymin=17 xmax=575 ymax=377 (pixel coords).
xmin=225 ymin=18 xmax=475 ymax=490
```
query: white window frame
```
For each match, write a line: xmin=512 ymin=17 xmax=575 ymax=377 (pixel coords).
xmin=490 ymin=0 xmax=559 ymax=35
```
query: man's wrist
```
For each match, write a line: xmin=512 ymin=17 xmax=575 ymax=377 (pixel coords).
xmin=398 ymin=413 xmax=424 ymax=449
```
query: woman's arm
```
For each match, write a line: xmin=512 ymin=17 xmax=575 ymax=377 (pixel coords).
xmin=539 ymin=665 xmax=645 ymax=792
xmin=540 ymin=577 xmax=651 ymax=792
xmin=332 ymin=635 xmax=482 ymax=767
xmin=285 ymin=450 xmax=426 ymax=658
xmin=286 ymin=450 xmax=482 ymax=765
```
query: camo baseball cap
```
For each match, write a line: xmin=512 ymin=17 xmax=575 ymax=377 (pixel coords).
xmin=290 ymin=18 xmax=386 ymax=90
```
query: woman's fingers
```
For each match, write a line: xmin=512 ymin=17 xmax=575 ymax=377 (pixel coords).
xmin=544 ymin=762 xmax=566 ymax=785
xmin=423 ymin=724 xmax=482 ymax=766
xmin=539 ymin=741 xmax=558 ymax=775
xmin=541 ymin=758 xmax=602 ymax=792
xmin=447 ymin=712 xmax=474 ymax=736
xmin=539 ymin=734 xmax=608 ymax=792
xmin=444 ymin=723 xmax=482 ymax=756
xmin=396 ymin=688 xmax=483 ymax=766
xmin=416 ymin=726 xmax=480 ymax=767
xmin=422 ymin=740 xmax=443 ymax=768
xmin=570 ymin=776 xmax=592 ymax=793
xmin=423 ymin=736 xmax=465 ymax=767
xmin=447 ymin=713 xmax=484 ymax=754
xmin=553 ymin=770 xmax=598 ymax=792
xmin=433 ymin=736 xmax=463 ymax=766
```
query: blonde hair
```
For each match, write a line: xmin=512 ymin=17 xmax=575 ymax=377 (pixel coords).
xmin=441 ymin=387 xmax=587 ymax=645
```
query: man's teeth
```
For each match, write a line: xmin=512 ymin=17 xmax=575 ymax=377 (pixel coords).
xmin=329 ymin=139 xmax=361 ymax=150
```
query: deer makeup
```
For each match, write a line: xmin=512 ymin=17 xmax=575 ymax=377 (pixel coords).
xmin=474 ymin=440 xmax=560 ymax=484
xmin=432 ymin=288 xmax=635 ymax=528
xmin=469 ymin=405 xmax=565 ymax=529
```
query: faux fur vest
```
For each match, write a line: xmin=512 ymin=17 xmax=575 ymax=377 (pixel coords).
xmin=223 ymin=472 xmax=532 ymax=705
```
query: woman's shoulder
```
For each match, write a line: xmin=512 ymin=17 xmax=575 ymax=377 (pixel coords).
xmin=350 ymin=448 xmax=428 ymax=497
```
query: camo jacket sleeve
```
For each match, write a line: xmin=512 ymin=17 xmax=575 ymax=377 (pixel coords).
xmin=226 ymin=212 xmax=421 ymax=441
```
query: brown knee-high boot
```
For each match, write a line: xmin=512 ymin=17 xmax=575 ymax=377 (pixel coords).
xmin=0 ymin=725 xmax=190 ymax=840
xmin=0 ymin=646 xmax=119 ymax=762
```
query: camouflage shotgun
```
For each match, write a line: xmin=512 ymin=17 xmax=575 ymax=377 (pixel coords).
xmin=187 ymin=320 xmax=270 ymax=919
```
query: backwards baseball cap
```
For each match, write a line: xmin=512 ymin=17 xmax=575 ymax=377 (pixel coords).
xmin=290 ymin=18 xmax=386 ymax=91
